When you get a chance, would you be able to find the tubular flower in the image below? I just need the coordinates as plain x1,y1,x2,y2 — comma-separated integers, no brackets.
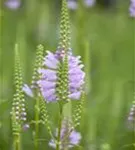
37,50,85,103
67,0,78,10
5,0,21,10
84,0,96,7
129,0,135,17
49,118,81,149
22,84,33,97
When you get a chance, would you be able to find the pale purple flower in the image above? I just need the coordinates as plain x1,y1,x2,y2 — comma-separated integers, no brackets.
84,0,96,7
67,0,78,10
69,91,81,99
129,0,135,17
22,124,30,131
37,50,85,102
49,119,81,149
38,69,57,81
69,130,81,146
5,0,21,10
22,84,33,97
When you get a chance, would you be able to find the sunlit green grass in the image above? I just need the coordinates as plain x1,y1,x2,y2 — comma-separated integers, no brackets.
0,1,134,150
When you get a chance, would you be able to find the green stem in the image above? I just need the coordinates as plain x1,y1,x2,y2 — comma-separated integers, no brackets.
34,97,40,150
56,104,63,150
13,134,21,150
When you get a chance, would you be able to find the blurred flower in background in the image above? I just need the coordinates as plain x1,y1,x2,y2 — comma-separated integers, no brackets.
22,123,30,131
5,0,21,10
127,101,135,130
49,118,81,149
67,0,78,10
84,0,96,7
129,0,135,17
67,0,96,9
49,130,81,149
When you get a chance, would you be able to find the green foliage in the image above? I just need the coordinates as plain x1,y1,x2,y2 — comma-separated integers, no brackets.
31,44,44,89
11,44,27,150
58,0,71,51
56,54,69,104
73,92,85,127
11,44,26,135
32,44,44,150
40,96,52,137
0,1,134,150
55,0,71,105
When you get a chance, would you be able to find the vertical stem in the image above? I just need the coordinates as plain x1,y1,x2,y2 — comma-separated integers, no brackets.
56,104,63,150
13,134,21,150
34,97,40,150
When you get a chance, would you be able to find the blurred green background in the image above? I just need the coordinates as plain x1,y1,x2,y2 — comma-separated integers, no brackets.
0,0,135,150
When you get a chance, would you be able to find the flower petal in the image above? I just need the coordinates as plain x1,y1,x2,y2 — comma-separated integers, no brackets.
5,0,21,9
38,69,57,81
37,80,56,89
41,89,56,102
69,67,83,75
69,72,85,82
46,51,59,64
22,84,33,97
43,51,59,69
69,131,81,145
48,139,56,148
70,81,84,89
67,0,78,10
69,91,81,100
43,59,58,69
69,56,81,68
